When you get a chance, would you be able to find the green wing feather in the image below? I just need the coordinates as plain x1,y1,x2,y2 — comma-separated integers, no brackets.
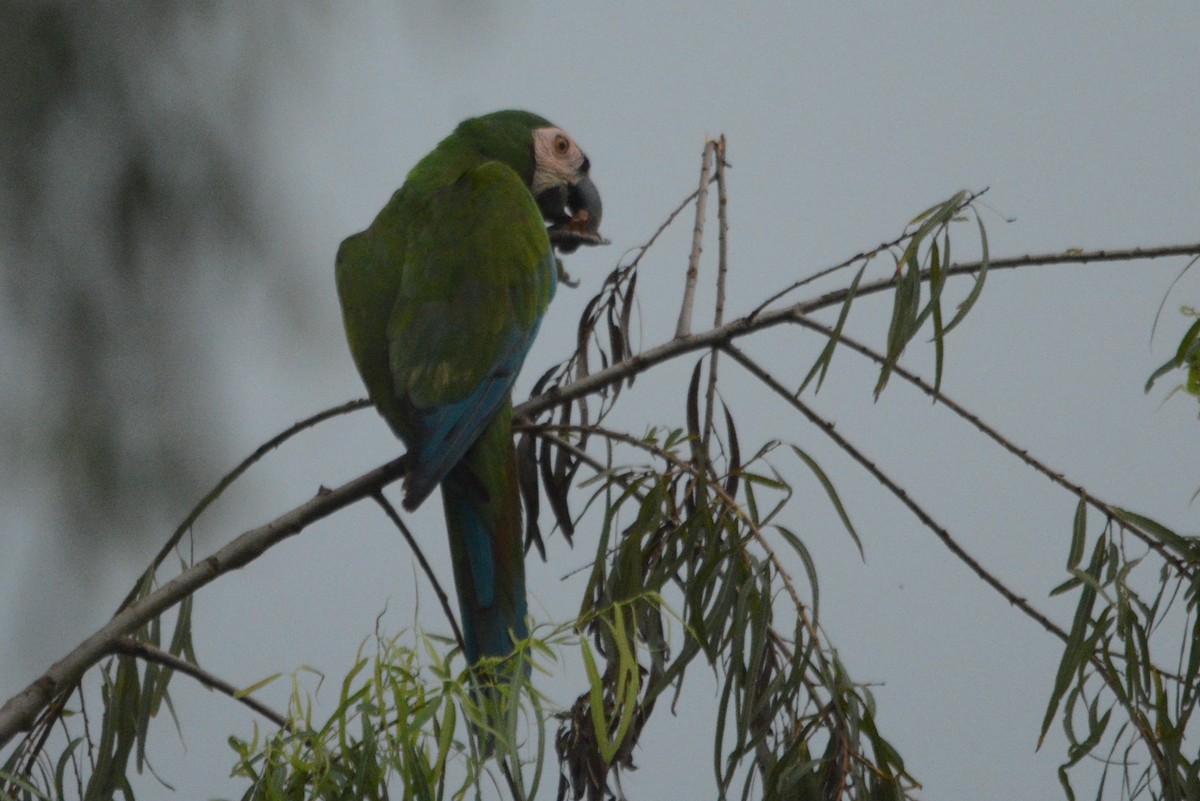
335,131,556,664
389,160,555,409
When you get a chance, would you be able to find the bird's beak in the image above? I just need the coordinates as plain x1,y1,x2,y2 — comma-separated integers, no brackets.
566,175,602,235
540,173,608,253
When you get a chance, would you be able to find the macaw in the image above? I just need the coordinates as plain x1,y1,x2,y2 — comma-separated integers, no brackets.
335,110,603,667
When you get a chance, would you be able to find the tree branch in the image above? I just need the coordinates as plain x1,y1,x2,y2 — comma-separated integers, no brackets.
675,140,714,338
722,344,1072,642
119,399,372,613
788,313,1197,582
370,491,468,658
517,243,1200,420
702,136,729,453
0,456,407,747
6,241,1198,751
111,638,290,730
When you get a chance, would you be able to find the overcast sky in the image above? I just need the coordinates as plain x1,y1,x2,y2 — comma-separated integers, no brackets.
3,4,1200,799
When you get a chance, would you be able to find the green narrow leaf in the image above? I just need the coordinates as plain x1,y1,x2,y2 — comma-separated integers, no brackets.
930,235,947,395
1112,507,1195,560
516,432,543,558
714,662,737,793
607,307,626,364
576,294,601,379
875,251,922,397
170,575,196,664
686,357,703,464
722,402,742,498
1173,316,1200,362
799,261,868,395
539,433,574,541
790,445,863,557
1145,352,1186,393
776,525,820,620
608,611,640,758
910,231,950,337
1039,535,1107,747
579,639,617,765
942,210,989,333
1068,497,1087,570
580,472,625,618
236,672,284,699
891,191,966,285
53,737,84,800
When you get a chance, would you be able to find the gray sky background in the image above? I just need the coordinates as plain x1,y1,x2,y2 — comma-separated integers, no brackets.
3,4,1199,799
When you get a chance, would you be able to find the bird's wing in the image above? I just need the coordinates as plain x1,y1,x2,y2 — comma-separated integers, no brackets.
387,160,556,508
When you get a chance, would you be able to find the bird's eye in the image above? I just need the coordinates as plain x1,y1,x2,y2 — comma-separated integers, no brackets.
554,134,570,154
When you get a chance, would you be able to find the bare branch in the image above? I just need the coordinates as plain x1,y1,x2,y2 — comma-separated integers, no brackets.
789,313,1197,582
675,141,715,338
518,243,1200,420
721,344,1072,643
370,491,468,658
119,399,373,613
112,638,290,730
0,456,407,747
702,136,730,454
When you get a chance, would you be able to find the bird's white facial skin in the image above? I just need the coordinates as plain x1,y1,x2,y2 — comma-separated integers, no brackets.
531,127,588,195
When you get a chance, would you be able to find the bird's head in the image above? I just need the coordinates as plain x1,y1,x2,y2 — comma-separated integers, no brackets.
456,110,607,253
528,126,606,254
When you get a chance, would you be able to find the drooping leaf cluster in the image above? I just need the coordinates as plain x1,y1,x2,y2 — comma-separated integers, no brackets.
1041,502,1200,801
537,412,916,801
1146,301,1200,409
2,573,197,801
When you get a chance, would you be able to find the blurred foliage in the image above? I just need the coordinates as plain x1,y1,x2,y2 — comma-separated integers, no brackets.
0,4,313,553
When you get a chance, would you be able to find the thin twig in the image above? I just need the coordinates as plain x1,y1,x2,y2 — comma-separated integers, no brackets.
725,339,1177,774
0,456,408,747
61,699,83,799
518,243,1200,422
112,638,291,730
788,313,1197,583
702,136,729,455
721,344,1072,642
675,141,715,339
78,683,93,779
620,178,717,275
119,398,372,612
370,491,468,659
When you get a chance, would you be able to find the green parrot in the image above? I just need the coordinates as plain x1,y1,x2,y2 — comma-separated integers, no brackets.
335,110,603,667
